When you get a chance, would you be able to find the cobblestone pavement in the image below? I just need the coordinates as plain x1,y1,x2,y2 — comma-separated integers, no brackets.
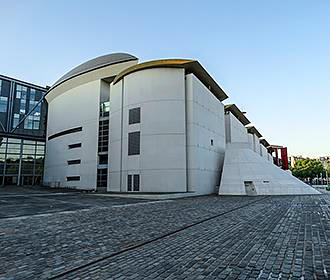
1,188,330,280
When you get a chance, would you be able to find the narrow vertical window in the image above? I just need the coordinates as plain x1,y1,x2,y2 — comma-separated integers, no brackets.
133,174,140,191
128,131,140,155
127,174,132,191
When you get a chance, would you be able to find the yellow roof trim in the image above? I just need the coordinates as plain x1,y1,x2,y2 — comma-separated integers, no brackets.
113,59,228,102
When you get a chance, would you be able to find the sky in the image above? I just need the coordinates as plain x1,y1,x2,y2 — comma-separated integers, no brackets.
0,0,329,158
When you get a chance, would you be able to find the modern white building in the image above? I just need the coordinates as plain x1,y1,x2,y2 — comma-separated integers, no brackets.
43,53,138,191
219,104,320,195
43,53,319,196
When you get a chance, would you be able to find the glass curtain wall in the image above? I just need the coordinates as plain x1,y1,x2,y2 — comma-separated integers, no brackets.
0,137,45,185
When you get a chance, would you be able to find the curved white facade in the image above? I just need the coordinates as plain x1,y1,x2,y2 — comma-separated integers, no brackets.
44,56,137,190
108,68,226,194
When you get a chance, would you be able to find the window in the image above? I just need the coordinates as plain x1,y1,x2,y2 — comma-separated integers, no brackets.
98,120,109,153
68,143,81,149
99,154,108,165
12,114,20,128
127,174,132,191
48,127,82,140
133,174,140,191
97,168,107,188
0,96,7,112
67,176,80,181
128,131,140,156
67,159,81,165
129,107,141,125
100,101,110,117
211,139,214,146
127,174,140,192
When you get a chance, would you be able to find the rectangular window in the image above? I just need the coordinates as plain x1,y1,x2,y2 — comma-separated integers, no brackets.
67,159,81,165
12,114,20,128
67,176,80,181
68,143,82,149
128,131,140,156
0,96,8,112
97,168,107,188
99,154,108,165
127,174,140,192
129,107,141,125
133,174,140,191
127,174,132,191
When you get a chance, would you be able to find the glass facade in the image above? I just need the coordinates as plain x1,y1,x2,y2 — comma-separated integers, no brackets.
0,137,45,185
0,75,47,186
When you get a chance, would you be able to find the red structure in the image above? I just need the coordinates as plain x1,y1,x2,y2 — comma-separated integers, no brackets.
268,145,289,170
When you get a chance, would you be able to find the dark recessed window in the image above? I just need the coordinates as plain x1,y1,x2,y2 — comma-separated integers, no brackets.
67,159,81,165
128,131,140,156
127,174,140,192
211,139,214,146
133,174,140,191
127,174,132,192
129,107,140,125
99,154,108,165
48,127,82,141
67,176,80,181
68,143,81,149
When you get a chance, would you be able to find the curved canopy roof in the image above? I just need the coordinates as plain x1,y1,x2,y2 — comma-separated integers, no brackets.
113,59,228,102
224,104,250,126
51,53,137,90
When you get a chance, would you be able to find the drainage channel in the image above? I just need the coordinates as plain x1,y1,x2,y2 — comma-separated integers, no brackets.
49,196,271,279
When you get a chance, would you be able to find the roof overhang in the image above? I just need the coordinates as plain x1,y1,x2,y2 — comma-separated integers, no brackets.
49,53,138,92
224,104,250,126
260,138,270,148
113,59,228,102
246,126,263,138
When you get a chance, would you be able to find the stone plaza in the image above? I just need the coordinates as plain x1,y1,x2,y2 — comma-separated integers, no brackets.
1,186,330,279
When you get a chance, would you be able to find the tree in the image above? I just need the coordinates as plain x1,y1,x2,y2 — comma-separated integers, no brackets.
291,159,325,184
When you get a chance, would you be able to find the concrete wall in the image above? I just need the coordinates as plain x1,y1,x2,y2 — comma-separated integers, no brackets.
185,74,225,194
44,80,100,189
108,68,187,193
224,112,249,143
260,145,268,159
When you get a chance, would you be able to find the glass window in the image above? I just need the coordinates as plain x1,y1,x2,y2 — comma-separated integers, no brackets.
33,120,39,130
6,154,20,163
127,174,132,191
0,96,8,112
12,114,20,128
23,145,35,154
129,107,141,125
133,174,140,191
5,164,19,174
128,131,140,156
67,176,80,181
24,116,33,129
7,143,21,154
100,101,110,117
30,89,36,101
36,145,45,155
20,99,26,114
24,140,36,145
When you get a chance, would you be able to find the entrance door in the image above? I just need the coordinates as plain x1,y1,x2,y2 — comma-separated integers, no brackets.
244,181,257,196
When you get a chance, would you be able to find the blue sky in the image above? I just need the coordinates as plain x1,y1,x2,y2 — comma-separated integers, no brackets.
1,0,329,158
